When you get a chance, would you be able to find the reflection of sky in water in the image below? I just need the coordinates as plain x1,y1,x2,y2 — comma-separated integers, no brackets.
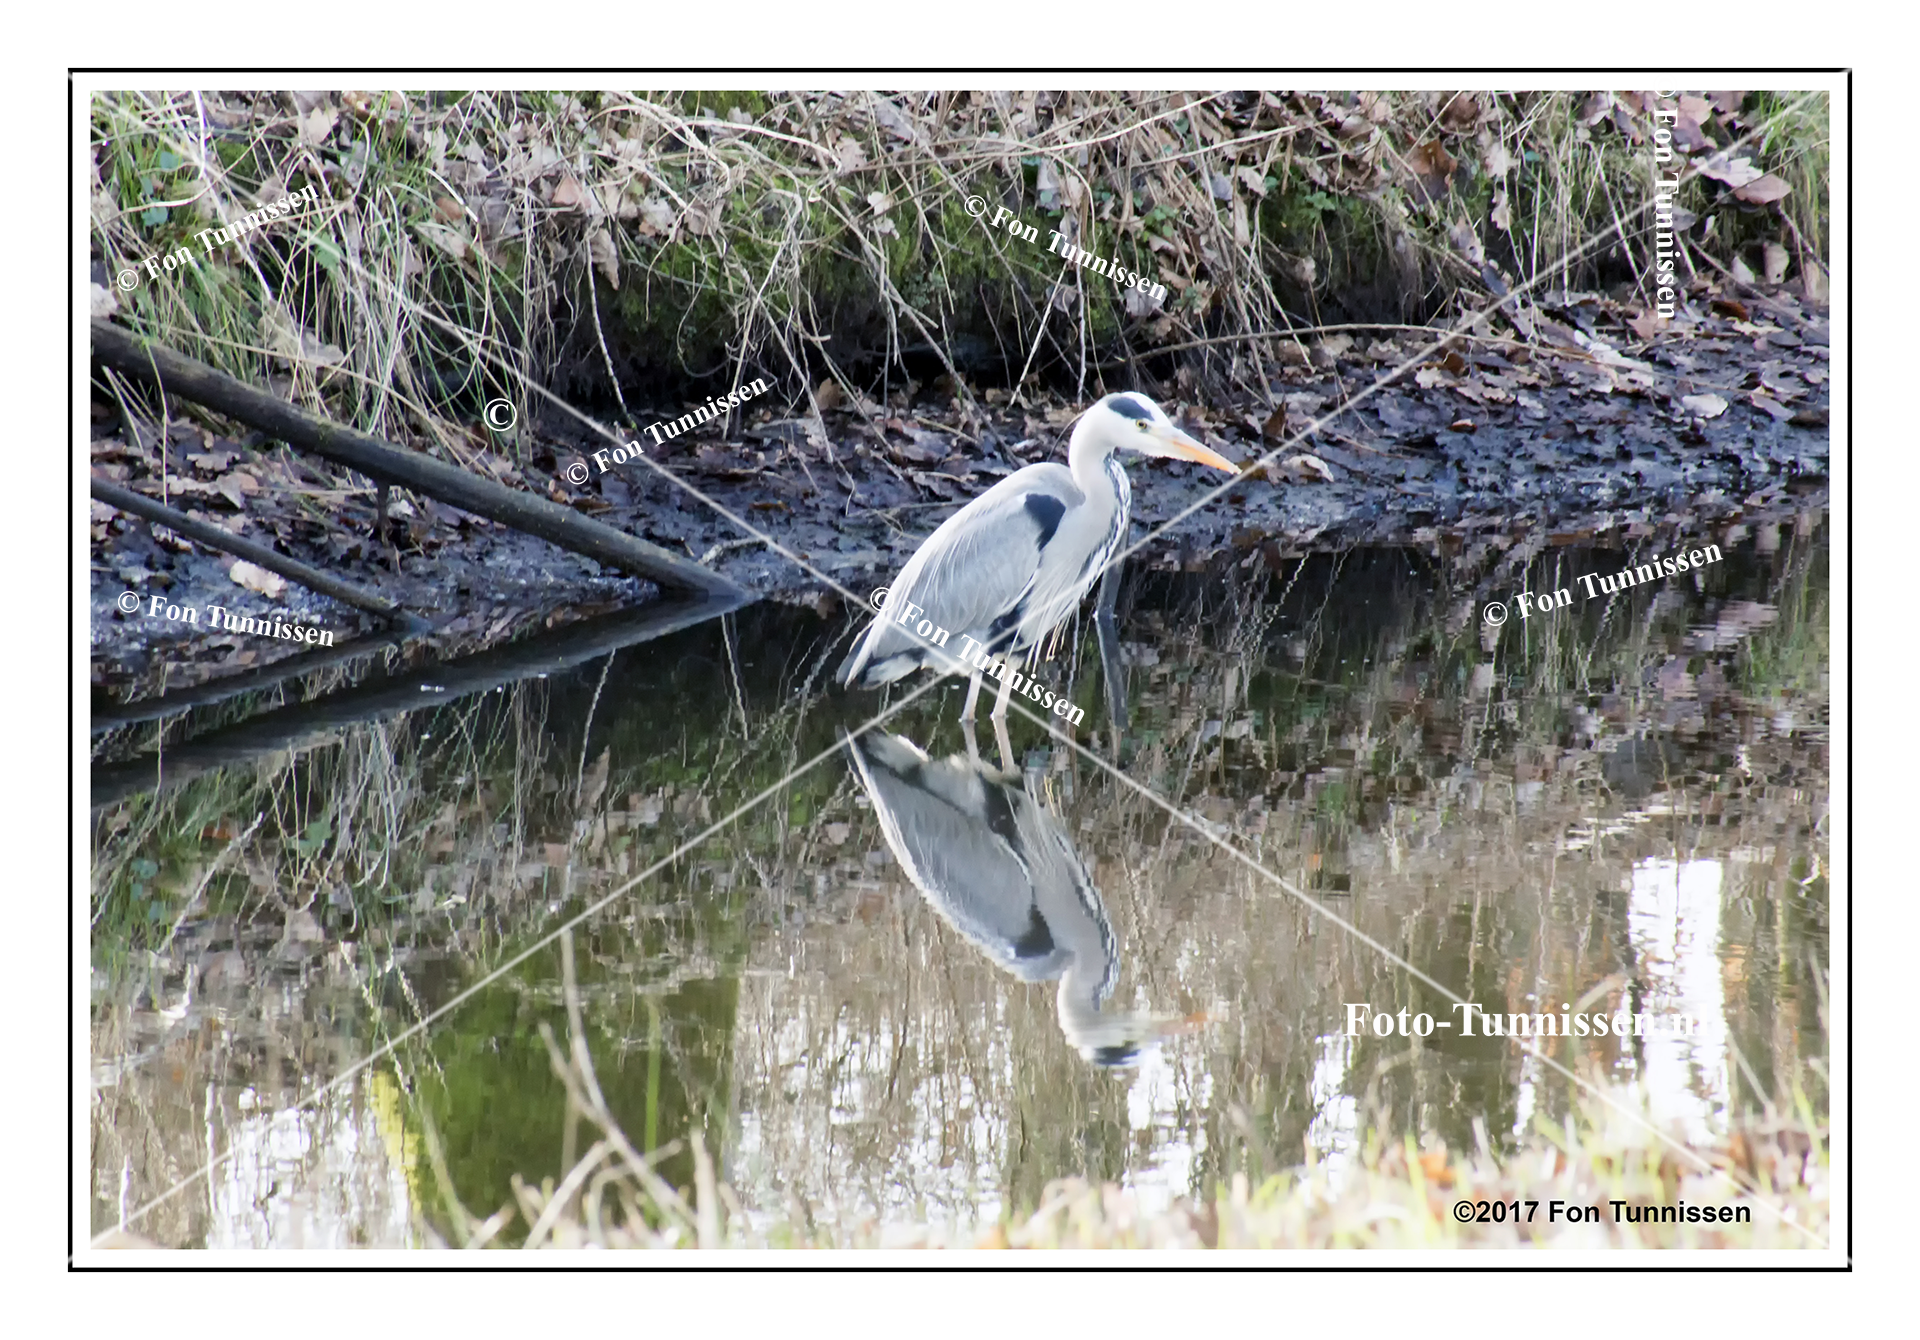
1307,1031,1359,1187
1627,857,1731,1144
203,1088,414,1249
1119,997,1208,1217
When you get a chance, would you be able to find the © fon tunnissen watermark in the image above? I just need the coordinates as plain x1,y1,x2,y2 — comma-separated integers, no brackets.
563,377,773,486
964,195,1168,306
866,587,1085,728
115,591,337,646
1650,91,1682,320
114,184,323,292
1483,542,1724,626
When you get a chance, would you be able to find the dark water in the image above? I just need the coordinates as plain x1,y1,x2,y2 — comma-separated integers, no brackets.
90,511,1828,1246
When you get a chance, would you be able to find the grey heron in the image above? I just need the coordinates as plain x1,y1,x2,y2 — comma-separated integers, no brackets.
837,393,1237,732
847,730,1184,1067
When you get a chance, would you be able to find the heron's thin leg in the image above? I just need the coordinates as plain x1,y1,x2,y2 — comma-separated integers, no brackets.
1095,562,1129,733
989,665,1018,720
993,715,1015,772
960,668,983,723
960,715,982,764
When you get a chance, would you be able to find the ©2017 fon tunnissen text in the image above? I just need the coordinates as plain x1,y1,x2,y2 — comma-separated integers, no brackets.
877,594,1085,727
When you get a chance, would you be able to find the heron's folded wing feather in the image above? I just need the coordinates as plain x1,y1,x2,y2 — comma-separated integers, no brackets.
887,465,1080,644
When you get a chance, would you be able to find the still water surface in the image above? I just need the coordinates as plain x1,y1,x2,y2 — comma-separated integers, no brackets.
90,513,1828,1246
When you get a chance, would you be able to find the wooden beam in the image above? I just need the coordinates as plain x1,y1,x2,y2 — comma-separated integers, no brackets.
91,319,746,599
92,476,416,625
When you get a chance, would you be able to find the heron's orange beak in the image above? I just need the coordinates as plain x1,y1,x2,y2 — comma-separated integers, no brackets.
1151,426,1239,473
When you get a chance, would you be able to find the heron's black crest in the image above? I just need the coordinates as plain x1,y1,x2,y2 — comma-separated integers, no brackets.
1106,394,1154,422
1023,492,1066,548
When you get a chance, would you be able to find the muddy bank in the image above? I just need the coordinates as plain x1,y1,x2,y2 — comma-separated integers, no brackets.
91,294,1827,697
556,306,1827,599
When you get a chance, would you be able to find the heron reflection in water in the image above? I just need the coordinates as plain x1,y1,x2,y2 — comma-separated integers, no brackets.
848,731,1192,1067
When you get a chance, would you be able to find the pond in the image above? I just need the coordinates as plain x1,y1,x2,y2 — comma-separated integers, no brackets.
89,510,1828,1247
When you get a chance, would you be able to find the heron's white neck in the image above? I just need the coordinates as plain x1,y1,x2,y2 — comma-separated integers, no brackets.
1066,412,1120,498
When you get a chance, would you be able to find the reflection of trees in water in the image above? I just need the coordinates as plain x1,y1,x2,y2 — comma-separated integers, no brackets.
90,516,1828,1243
403,904,746,1245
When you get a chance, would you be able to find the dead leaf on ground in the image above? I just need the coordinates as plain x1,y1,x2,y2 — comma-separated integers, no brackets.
229,560,287,598
260,306,347,368
550,174,585,210
215,472,259,509
1407,139,1458,198
1680,393,1729,419
588,227,620,288
1733,174,1791,206
1281,453,1335,482
297,105,337,147
1761,241,1791,284
636,198,676,237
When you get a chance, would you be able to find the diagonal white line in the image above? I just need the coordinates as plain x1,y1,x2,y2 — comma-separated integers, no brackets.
983,685,1832,1250
1088,91,1826,592
86,669,958,1251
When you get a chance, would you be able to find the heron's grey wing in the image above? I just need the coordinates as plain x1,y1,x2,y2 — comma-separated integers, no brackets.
840,464,1081,685
848,735,1070,981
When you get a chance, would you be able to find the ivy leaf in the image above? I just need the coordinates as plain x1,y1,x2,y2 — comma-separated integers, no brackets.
156,151,183,170
141,206,167,227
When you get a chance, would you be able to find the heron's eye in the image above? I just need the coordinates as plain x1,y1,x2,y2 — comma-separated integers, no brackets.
1136,421,1150,432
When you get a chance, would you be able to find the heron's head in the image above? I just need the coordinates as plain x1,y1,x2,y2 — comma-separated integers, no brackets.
1089,392,1238,472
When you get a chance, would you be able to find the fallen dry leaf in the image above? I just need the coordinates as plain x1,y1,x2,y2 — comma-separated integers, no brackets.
588,227,620,288
297,105,338,148
215,472,259,509
1680,393,1729,419
1733,174,1791,206
229,560,287,598
1276,453,1335,482
1761,240,1791,285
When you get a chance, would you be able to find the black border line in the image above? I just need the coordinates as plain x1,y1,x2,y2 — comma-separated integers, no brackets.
75,68,1849,1271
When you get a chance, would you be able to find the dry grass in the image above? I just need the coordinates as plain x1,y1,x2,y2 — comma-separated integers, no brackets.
449,932,1828,1251
90,87,1828,452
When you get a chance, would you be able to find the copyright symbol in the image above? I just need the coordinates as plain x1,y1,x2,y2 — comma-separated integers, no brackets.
1452,1200,1476,1224
563,461,590,486
483,398,517,432
964,195,988,219
116,591,142,614
1483,601,1508,627
868,587,891,612
115,270,139,292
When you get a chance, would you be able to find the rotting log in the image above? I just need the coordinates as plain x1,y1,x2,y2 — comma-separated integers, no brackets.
92,476,419,626
91,319,745,600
